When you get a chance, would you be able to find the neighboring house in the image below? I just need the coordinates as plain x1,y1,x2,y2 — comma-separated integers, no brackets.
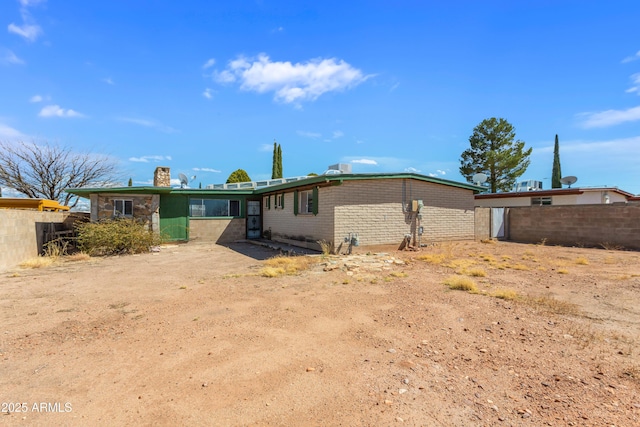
67,167,482,252
475,187,635,208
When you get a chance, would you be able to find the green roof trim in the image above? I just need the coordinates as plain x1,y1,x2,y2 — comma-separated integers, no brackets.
67,173,483,199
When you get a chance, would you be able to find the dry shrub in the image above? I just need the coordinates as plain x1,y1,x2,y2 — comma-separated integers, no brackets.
480,254,497,263
601,242,623,251
511,263,530,271
574,257,589,265
445,258,476,270
491,288,519,300
444,275,478,293
480,238,496,244
389,271,408,278
64,252,91,262
317,239,333,256
76,219,165,256
557,268,569,274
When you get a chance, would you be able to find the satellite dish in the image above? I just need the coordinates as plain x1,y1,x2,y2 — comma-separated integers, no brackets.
178,173,189,188
472,173,488,185
560,176,578,188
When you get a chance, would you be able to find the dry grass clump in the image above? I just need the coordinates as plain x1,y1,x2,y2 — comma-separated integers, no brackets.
480,238,496,244
464,268,487,277
511,263,530,271
525,295,580,316
443,275,478,293
445,258,476,270
19,256,56,269
491,288,519,300
415,253,446,264
389,271,408,278
259,255,315,277
557,268,569,274
479,254,497,263
64,252,91,262
574,257,589,265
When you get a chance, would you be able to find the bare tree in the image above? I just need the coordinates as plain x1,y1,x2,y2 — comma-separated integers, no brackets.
0,140,119,208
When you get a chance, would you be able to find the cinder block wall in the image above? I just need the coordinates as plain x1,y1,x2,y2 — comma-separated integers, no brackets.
474,207,491,240
188,218,246,243
0,210,69,271
508,204,640,249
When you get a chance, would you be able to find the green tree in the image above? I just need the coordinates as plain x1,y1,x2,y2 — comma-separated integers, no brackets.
459,118,532,193
226,169,251,183
551,134,562,189
128,177,133,187
271,141,283,179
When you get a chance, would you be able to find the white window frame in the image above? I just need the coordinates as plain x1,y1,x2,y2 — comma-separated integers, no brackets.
531,197,552,206
114,199,133,217
299,190,313,214
275,193,284,209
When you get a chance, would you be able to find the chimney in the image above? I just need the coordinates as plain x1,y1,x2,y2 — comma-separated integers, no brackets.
154,167,171,187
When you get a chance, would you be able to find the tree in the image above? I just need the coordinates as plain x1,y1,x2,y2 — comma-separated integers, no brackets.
551,134,562,189
271,141,283,179
128,177,133,187
0,140,119,208
226,169,251,183
459,118,532,193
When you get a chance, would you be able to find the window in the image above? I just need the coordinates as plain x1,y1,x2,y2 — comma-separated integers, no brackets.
190,199,241,217
114,199,133,217
531,197,552,206
299,190,313,214
265,195,271,209
276,193,284,209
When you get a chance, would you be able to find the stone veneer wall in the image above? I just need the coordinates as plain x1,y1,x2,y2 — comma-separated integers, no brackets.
154,167,171,187
188,218,246,243
474,207,491,241
91,194,160,232
0,210,69,271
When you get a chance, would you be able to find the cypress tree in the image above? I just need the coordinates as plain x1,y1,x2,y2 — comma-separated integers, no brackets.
276,143,283,178
271,141,278,179
551,134,562,188
128,177,133,187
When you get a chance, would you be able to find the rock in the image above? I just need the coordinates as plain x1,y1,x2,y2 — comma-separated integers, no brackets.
387,348,396,354
306,367,315,372
399,388,408,394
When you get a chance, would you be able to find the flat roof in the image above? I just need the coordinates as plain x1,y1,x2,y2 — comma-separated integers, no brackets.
475,187,635,199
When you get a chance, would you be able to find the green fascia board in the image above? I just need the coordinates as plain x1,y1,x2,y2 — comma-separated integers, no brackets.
66,186,255,199
253,173,484,194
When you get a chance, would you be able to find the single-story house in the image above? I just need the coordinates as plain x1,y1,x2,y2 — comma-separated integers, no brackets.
68,167,483,252
475,187,635,208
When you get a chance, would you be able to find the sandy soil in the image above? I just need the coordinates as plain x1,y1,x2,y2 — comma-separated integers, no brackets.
1,240,639,426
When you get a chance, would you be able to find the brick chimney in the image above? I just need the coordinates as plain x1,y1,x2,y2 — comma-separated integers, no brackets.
154,167,171,187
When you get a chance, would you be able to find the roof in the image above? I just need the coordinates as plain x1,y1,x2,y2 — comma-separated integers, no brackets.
0,198,70,211
67,173,484,198
475,187,635,200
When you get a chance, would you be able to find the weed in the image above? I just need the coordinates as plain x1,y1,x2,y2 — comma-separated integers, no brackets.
56,308,76,313
317,240,333,256
480,254,497,263
575,257,589,265
511,264,530,271
601,242,624,251
538,237,548,246
491,288,519,300
501,255,512,260
557,269,569,274
480,238,496,244
108,302,130,309
65,252,91,262
464,268,487,277
443,275,478,293
179,285,188,289
525,295,580,316
415,253,446,264
19,257,55,269
389,271,408,278
43,239,70,258
259,255,315,277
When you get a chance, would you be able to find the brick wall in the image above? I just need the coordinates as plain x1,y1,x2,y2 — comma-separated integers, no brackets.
262,178,476,251
189,218,246,243
507,203,640,249
0,210,70,271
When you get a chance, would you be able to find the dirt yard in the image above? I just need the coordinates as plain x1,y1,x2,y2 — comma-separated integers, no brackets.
1,240,639,426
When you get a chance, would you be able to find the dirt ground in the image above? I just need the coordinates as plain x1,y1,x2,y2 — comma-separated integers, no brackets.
1,240,639,426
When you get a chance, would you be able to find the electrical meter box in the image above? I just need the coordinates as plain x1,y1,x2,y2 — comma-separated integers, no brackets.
411,200,424,212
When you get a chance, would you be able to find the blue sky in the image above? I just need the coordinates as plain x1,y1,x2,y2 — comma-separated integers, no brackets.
2,0,640,194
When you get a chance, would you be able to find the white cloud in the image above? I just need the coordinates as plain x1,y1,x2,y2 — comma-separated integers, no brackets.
193,167,221,173
437,169,446,175
7,22,42,42
332,130,344,139
202,88,213,99
213,53,369,105
19,0,47,6
579,105,640,128
128,155,172,163
1,48,24,65
622,50,640,64
30,94,42,102
118,117,177,133
297,130,322,139
271,26,284,33
428,173,438,177
625,73,640,94
405,167,421,173
103,77,115,85
352,159,378,165
38,104,85,118
0,122,25,139
202,58,215,69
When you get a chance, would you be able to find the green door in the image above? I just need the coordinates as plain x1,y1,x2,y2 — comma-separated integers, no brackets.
159,194,189,241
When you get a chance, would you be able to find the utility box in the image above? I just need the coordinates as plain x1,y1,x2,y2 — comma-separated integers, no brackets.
411,200,424,212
